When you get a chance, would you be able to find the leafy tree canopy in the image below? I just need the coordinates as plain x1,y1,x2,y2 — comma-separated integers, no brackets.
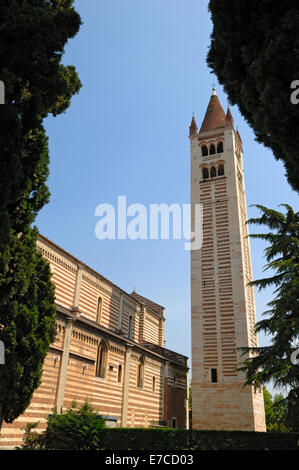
208,0,299,192
238,204,299,430
0,228,56,425
0,0,81,427
0,0,82,244
20,401,106,450
263,387,290,432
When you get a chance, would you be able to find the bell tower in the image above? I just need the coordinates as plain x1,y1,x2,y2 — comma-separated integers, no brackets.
190,89,266,431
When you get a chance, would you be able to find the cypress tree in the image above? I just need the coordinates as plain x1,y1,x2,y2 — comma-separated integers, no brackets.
0,0,81,427
0,228,56,427
0,0,82,241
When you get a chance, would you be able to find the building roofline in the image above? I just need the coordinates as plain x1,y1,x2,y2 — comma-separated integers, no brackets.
55,303,188,369
38,234,149,311
130,290,165,314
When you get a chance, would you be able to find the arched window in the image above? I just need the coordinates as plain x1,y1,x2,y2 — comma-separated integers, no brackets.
95,340,108,378
201,145,208,157
118,364,122,383
202,168,209,180
209,144,216,155
217,141,223,154
96,297,102,324
218,164,224,176
210,166,217,178
137,356,145,388
152,376,156,392
128,315,133,339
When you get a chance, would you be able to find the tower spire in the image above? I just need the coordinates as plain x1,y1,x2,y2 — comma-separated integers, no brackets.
212,75,216,95
225,106,234,128
189,112,198,136
199,90,226,133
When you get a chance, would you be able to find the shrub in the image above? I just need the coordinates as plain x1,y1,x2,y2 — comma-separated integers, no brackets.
21,416,299,450
20,401,106,450
98,429,299,451
19,422,46,450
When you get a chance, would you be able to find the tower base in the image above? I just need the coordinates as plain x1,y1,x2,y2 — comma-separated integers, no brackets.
192,382,266,431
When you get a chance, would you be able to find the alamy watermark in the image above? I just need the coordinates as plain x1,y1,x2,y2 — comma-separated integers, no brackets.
291,348,299,366
0,341,4,365
0,80,4,104
95,196,203,251
290,80,299,104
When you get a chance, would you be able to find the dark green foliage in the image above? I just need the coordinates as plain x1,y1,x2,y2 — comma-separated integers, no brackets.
20,402,106,450
99,429,299,450
0,227,56,425
19,422,45,450
44,402,106,450
21,427,299,450
0,0,81,426
207,1,299,192
238,204,299,430
0,0,82,243
286,387,299,431
263,387,290,432
100,428,188,451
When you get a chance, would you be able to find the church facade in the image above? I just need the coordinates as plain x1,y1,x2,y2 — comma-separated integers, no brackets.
0,235,189,449
190,90,266,431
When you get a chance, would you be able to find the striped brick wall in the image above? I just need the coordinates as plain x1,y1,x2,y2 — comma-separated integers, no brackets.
0,350,60,448
127,354,164,428
143,311,160,345
38,244,77,310
0,236,188,448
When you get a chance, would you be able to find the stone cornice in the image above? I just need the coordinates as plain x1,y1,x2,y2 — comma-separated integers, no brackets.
55,303,188,370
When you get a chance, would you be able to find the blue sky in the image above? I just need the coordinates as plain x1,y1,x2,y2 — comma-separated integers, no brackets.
36,0,298,394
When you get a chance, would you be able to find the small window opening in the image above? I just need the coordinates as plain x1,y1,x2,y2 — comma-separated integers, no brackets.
202,145,208,157
217,142,224,153
209,144,216,155
210,166,217,178
211,368,218,383
202,168,209,179
137,357,145,388
218,164,224,176
95,341,108,378
96,297,102,323
118,364,122,383
128,315,133,339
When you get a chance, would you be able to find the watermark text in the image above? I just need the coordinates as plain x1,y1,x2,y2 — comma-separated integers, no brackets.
95,196,203,251
290,80,299,104
0,340,4,365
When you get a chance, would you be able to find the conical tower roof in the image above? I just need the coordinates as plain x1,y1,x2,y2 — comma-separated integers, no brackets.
189,113,198,136
225,107,234,127
200,89,226,133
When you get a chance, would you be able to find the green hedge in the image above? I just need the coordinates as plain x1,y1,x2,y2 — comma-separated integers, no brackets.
99,428,299,450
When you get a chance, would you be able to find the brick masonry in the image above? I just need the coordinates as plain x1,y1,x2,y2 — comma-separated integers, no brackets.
190,93,266,431
0,236,189,449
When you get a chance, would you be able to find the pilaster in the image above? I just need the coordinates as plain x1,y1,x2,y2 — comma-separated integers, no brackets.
121,345,132,427
55,316,76,413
